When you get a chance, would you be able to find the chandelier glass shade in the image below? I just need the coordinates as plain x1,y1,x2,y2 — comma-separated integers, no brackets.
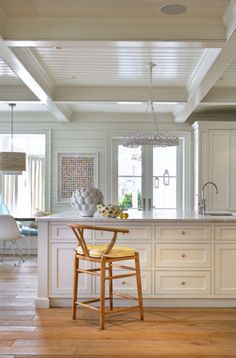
0,104,26,175
122,63,180,148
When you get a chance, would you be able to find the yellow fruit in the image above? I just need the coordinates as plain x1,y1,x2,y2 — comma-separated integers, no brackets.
123,213,129,219
118,213,124,219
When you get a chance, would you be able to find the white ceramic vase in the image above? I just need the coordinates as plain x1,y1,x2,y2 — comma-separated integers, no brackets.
71,187,103,217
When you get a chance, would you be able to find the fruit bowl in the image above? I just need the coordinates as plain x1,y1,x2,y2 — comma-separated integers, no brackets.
97,204,121,218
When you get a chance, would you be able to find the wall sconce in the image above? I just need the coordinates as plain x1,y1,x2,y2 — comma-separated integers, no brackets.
154,176,159,188
163,169,170,186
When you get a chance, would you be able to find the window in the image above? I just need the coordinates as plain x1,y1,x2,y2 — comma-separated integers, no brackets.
112,135,189,211
0,134,46,216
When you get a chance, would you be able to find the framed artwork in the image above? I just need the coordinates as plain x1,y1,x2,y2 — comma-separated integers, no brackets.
57,152,98,203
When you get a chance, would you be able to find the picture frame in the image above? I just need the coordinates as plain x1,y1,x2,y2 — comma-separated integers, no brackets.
57,152,98,203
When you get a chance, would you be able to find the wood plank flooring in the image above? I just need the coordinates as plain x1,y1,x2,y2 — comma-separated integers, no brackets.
0,257,236,357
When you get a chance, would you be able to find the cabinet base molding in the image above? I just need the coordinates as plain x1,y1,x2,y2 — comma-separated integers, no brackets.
35,298,50,308
48,297,236,308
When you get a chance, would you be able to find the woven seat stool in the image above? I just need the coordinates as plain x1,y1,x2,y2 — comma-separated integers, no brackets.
69,223,144,330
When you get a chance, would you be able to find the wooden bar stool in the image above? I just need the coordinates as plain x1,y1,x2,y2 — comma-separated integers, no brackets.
69,224,144,330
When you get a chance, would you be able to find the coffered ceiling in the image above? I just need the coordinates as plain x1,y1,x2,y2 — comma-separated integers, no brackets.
0,0,236,123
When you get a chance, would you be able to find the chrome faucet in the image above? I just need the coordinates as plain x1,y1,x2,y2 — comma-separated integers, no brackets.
199,181,218,215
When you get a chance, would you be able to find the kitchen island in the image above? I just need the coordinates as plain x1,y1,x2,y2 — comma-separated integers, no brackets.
36,210,236,308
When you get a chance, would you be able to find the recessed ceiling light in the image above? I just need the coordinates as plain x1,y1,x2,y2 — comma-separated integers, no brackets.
160,4,187,15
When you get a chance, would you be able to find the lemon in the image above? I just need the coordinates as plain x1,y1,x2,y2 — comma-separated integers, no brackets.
123,213,129,219
118,212,124,219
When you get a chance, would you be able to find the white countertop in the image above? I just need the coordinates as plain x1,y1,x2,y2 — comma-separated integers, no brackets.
37,209,236,223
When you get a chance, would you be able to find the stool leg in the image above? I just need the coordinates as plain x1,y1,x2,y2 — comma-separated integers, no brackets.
100,258,106,330
135,252,144,320
108,262,113,311
72,254,79,320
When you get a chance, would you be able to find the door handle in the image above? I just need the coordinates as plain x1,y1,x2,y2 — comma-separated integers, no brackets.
143,198,146,211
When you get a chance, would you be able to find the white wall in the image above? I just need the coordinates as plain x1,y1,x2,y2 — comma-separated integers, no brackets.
0,112,192,213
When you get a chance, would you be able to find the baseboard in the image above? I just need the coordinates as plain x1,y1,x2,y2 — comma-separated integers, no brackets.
35,298,50,308
49,297,236,308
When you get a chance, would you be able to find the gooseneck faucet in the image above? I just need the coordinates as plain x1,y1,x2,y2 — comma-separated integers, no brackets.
199,181,218,215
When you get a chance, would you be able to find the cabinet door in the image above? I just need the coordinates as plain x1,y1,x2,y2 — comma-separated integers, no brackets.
50,243,92,297
209,131,236,211
215,244,236,294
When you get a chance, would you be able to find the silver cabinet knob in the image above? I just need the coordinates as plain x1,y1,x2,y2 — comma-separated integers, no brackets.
181,254,186,258
181,281,186,285
122,281,126,285
181,231,186,235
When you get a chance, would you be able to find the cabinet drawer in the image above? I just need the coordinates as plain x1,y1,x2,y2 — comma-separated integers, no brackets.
215,226,236,241
95,270,152,296
156,244,211,268
94,225,152,241
155,271,210,295
50,224,92,242
156,226,211,241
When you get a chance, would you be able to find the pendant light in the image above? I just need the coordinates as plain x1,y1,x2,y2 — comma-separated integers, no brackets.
122,63,180,148
0,103,26,175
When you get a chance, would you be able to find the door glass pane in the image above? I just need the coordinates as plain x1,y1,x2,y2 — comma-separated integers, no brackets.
118,145,142,209
153,147,176,176
118,177,142,210
118,146,142,176
153,178,176,209
153,146,177,209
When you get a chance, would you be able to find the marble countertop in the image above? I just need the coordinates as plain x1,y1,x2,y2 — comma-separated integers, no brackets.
37,209,236,223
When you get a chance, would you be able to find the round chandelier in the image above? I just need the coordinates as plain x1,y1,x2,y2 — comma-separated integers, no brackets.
122,63,180,148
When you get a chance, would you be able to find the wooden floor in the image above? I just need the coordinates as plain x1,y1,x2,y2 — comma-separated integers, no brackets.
1,257,236,357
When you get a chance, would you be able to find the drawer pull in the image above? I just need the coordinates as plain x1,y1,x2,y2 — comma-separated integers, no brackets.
181,254,186,258
181,281,186,285
181,231,186,235
122,281,126,285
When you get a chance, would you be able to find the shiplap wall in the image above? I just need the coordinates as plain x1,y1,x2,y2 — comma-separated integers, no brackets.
0,112,192,213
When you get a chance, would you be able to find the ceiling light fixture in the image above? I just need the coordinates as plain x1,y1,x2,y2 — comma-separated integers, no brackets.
122,63,180,148
0,103,26,175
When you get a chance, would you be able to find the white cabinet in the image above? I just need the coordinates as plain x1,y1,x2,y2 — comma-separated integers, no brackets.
215,244,236,294
193,122,236,211
155,271,211,295
214,225,236,294
156,243,211,268
156,225,211,241
155,224,212,296
37,217,236,308
50,242,92,297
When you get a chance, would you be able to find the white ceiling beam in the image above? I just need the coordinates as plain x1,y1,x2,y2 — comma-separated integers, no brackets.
4,17,226,42
3,39,226,49
175,45,236,122
54,86,187,103
175,1,236,123
223,0,236,40
0,42,71,122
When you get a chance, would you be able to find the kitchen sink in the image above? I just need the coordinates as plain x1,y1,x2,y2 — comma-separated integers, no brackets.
205,212,234,216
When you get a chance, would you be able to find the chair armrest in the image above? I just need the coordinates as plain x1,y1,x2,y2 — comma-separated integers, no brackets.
69,223,129,234
68,223,129,256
